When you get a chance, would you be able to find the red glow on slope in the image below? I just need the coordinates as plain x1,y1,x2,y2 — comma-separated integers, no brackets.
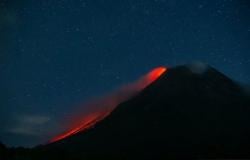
50,66,167,143
50,111,109,143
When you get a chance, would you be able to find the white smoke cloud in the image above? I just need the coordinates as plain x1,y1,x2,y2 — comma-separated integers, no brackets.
187,61,209,74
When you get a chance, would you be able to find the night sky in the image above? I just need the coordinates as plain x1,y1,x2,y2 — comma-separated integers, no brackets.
0,0,250,147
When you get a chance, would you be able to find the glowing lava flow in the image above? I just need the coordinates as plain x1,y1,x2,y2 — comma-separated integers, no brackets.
50,66,167,143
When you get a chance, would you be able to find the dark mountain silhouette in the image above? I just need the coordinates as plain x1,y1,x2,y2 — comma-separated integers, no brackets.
2,64,250,159
0,142,8,159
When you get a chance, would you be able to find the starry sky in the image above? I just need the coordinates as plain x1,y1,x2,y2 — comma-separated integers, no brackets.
0,0,250,147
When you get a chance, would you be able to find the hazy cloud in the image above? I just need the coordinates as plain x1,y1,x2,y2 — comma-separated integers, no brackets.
7,115,51,136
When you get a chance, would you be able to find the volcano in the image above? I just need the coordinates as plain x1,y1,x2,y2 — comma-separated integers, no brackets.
3,64,250,159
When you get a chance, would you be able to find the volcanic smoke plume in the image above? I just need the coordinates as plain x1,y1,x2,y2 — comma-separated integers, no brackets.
50,67,167,143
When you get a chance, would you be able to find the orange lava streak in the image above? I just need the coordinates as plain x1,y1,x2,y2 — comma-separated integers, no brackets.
50,66,167,143
50,111,109,142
